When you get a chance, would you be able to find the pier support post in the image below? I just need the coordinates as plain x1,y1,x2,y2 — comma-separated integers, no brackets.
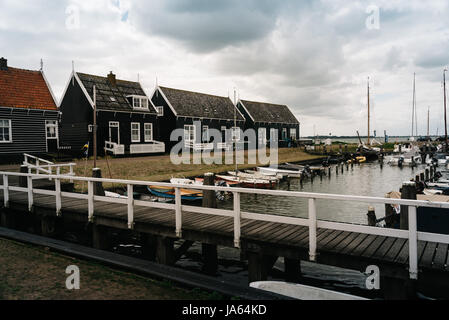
40,216,57,237
202,243,218,275
156,236,175,266
284,258,301,283
247,251,278,283
141,233,157,261
400,182,417,230
92,224,111,250
0,208,15,228
420,172,425,182
92,168,105,197
202,173,216,209
425,168,429,182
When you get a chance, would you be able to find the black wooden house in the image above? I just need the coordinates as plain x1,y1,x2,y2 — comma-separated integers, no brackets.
237,100,300,148
0,58,59,162
151,86,245,151
59,71,165,157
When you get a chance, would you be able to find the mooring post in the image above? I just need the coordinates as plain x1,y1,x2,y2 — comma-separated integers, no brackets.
247,251,278,283
92,168,105,197
415,175,420,183
19,165,28,188
141,233,157,261
202,173,219,275
367,207,377,227
400,182,417,230
328,166,331,178
425,168,429,182
420,172,425,182
336,165,339,175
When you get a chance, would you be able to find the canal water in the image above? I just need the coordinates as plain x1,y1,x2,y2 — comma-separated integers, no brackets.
175,161,436,299
219,161,427,225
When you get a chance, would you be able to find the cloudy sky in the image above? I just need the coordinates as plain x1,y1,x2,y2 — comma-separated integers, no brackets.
1,0,449,137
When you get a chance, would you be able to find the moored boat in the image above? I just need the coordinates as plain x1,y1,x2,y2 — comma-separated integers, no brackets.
147,185,203,201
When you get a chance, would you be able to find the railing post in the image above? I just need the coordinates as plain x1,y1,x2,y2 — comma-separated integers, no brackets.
233,191,241,248
3,174,9,208
127,184,134,229
175,187,182,237
308,198,317,262
36,159,39,174
55,178,61,216
27,174,33,212
88,181,94,222
69,164,74,183
408,206,418,280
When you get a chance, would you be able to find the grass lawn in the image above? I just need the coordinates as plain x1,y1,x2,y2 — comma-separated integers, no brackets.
68,148,324,191
0,238,221,300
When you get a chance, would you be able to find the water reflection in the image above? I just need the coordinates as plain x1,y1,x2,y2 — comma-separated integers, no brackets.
219,163,425,225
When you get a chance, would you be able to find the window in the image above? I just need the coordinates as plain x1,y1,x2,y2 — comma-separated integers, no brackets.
46,120,58,139
131,96,149,109
0,119,11,143
290,128,297,140
282,128,288,140
231,127,241,142
110,97,116,102
131,123,140,142
184,125,195,143
144,123,153,142
88,124,93,133
155,106,164,116
258,128,267,145
270,128,278,141
202,126,209,142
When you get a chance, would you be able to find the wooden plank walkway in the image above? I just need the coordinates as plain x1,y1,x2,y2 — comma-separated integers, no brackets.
1,189,448,277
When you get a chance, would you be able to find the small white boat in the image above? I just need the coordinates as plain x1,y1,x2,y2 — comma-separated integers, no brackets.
105,191,128,199
170,178,202,186
387,153,422,166
250,281,368,300
423,189,443,196
257,167,302,178
227,171,280,182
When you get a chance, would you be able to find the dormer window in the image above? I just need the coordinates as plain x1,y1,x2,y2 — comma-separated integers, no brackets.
155,106,164,116
128,95,149,109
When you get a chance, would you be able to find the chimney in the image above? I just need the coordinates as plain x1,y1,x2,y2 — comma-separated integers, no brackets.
107,71,116,86
0,57,7,71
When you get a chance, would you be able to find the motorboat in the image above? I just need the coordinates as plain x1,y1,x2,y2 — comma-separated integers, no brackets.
433,153,449,167
147,185,203,201
387,153,422,166
227,171,280,183
215,175,276,189
257,166,303,178
250,281,368,300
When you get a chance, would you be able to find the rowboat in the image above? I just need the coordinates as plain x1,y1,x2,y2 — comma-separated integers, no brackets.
215,175,275,189
250,281,368,300
147,185,203,201
227,171,280,183
257,167,303,178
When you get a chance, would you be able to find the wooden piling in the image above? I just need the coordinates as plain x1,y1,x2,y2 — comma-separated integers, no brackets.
92,225,111,250
92,168,105,197
247,252,278,283
420,172,425,182
425,169,429,182
156,236,175,266
367,207,377,226
400,182,417,230
201,173,219,275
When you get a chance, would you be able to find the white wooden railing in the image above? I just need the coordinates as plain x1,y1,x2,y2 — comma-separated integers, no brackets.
104,141,125,155
23,154,76,179
2,171,449,280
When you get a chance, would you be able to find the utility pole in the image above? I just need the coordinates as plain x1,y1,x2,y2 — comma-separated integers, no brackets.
444,69,448,152
93,85,97,168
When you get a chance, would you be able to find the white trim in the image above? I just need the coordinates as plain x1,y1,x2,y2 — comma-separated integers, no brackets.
40,70,59,109
184,125,195,143
144,123,153,142
109,121,120,145
139,83,160,114
155,86,178,116
0,119,12,143
237,100,255,122
131,122,141,143
75,72,95,108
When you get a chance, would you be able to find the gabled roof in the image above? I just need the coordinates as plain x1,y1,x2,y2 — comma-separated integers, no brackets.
239,100,299,124
0,66,58,111
74,72,157,114
157,86,245,121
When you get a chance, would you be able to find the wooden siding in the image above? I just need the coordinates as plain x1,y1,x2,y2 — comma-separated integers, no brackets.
0,106,58,155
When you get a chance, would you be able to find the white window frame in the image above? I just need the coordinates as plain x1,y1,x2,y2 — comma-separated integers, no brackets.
129,95,149,110
290,128,297,140
45,120,58,139
155,106,164,116
184,125,195,143
131,122,141,143
231,127,241,142
202,125,209,142
144,123,153,142
0,119,12,143
258,127,267,145
282,128,288,140
270,128,278,141
109,121,120,144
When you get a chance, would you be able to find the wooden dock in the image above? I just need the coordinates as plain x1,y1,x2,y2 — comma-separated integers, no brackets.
2,171,449,299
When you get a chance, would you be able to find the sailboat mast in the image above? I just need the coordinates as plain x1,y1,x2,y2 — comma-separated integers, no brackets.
367,77,370,145
411,73,416,138
444,69,448,152
427,107,430,139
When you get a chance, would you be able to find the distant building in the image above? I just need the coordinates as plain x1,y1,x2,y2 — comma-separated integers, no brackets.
0,57,59,161
151,86,245,151
59,71,165,156
236,100,300,148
